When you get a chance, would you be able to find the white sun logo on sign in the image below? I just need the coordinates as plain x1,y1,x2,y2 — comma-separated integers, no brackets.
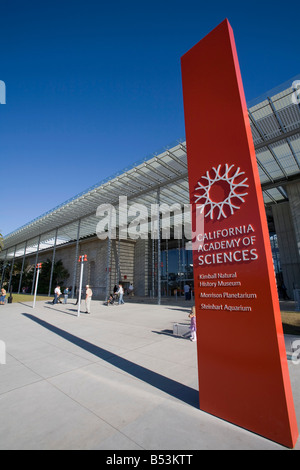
194,164,249,220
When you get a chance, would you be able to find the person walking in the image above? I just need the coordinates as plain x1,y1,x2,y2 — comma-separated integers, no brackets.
54,286,61,304
117,283,124,305
85,285,93,314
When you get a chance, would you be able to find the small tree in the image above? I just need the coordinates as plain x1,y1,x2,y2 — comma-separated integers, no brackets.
53,259,69,286
38,259,69,294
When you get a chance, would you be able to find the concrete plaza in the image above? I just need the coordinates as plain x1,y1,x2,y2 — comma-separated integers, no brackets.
0,297,299,450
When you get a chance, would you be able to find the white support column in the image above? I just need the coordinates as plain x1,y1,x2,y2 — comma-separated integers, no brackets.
48,229,58,297
157,187,161,305
31,235,41,295
18,241,27,294
8,246,17,294
72,220,81,299
105,208,113,301
0,249,8,286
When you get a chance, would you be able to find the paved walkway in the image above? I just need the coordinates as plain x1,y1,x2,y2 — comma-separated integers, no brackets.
0,298,299,450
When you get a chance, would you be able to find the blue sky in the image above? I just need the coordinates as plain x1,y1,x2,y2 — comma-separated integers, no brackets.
1,0,299,236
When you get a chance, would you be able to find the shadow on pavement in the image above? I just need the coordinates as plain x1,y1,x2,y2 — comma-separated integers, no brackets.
23,313,199,409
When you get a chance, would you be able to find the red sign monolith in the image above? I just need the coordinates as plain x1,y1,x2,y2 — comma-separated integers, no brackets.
181,19,298,448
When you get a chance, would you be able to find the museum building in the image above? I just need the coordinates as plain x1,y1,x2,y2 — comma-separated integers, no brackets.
1,78,300,302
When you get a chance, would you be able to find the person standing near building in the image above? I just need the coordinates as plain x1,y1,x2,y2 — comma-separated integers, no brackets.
85,285,93,314
128,282,134,297
63,287,69,304
117,283,124,305
54,286,61,304
184,283,190,300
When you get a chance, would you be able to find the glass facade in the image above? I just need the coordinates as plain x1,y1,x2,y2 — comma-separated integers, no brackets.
151,239,194,297
270,233,281,274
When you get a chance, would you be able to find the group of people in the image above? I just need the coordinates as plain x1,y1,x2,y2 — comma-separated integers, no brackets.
52,283,128,313
52,285,92,313
53,286,71,305
2,281,197,341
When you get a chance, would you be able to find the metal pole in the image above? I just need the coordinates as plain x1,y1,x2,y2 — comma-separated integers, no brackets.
166,238,169,296
118,237,121,283
48,229,58,297
157,187,161,305
33,265,41,309
77,258,84,317
18,241,27,294
8,246,16,294
72,220,81,299
178,238,181,296
182,233,186,284
31,235,41,295
0,249,8,286
105,219,112,302
151,237,155,298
